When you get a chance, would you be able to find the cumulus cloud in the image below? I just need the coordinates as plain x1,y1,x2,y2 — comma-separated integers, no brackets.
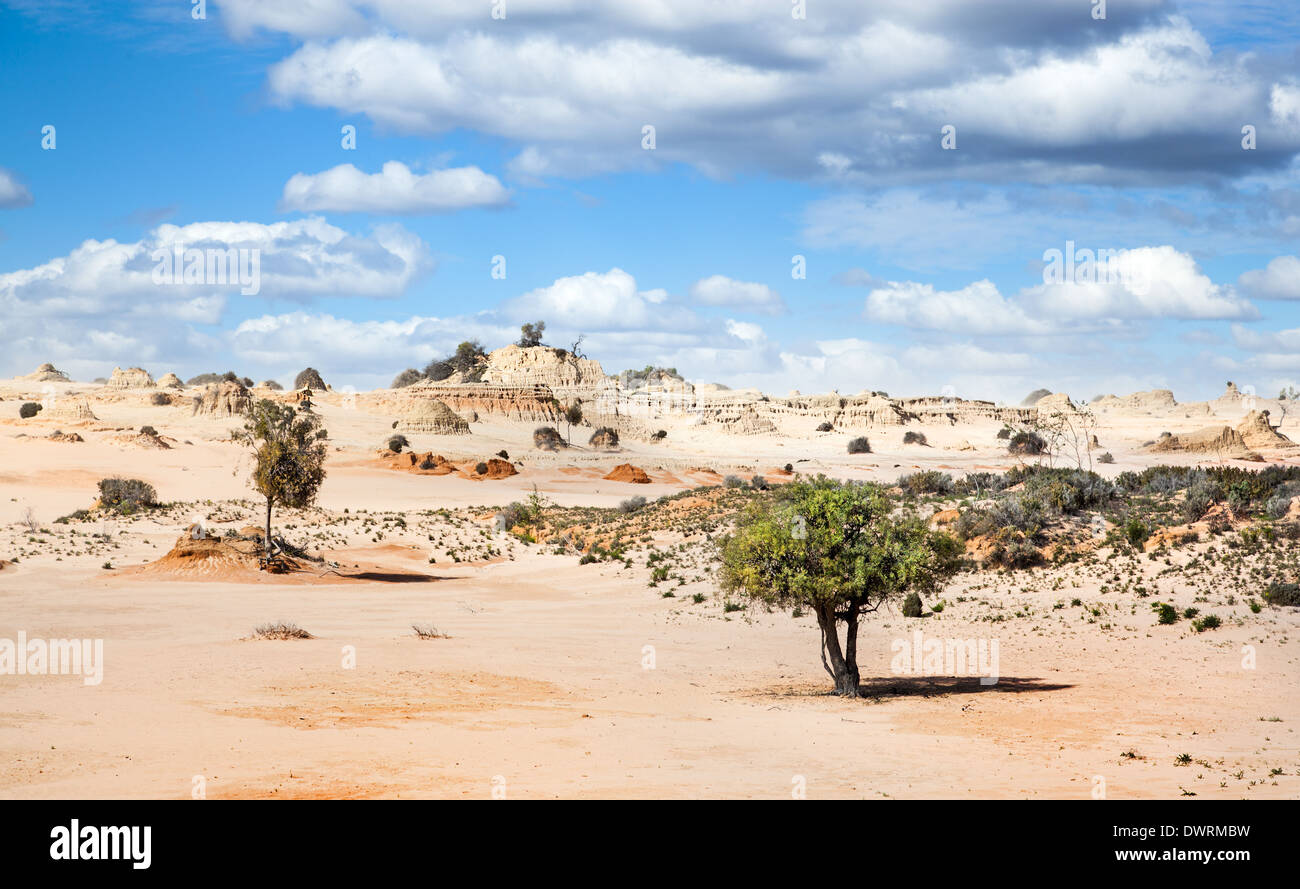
689,275,784,314
0,218,431,377
1022,246,1255,320
235,3,1297,184
865,279,1050,334
504,268,699,331
281,161,510,213
0,168,32,208
1238,255,1300,300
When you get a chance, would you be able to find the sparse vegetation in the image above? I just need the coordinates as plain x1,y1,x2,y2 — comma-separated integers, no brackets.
847,436,871,454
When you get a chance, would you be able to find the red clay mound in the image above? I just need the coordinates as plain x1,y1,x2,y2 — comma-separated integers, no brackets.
383,451,458,475
604,463,651,484
478,458,518,479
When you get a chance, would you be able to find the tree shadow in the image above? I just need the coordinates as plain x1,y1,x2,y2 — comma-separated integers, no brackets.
857,675,1074,699
340,571,443,583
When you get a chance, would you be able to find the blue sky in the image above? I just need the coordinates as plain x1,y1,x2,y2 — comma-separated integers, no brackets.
1,0,1299,403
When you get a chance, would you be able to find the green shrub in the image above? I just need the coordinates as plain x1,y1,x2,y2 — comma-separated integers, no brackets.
902,431,928,446
1192,614,1221,632
901,592,923,617
899,470,953,496
391,368,422,388
1152,602,1179,625
533,426,565,450
19,402,42,419
1008,431,1047,456
618,496,647,514
1264,582,1300,607
97,478,158,514
387,434,410,453
847,436,871,454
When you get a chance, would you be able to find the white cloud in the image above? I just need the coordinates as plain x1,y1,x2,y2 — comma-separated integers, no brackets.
0,168,32,208
1022,246,1255,320
238,8,1294,185
0,218,431,377
281,161,510,213
1238,255,1300,300
689,275,784,314
865,279,1049,334
505,268,699,331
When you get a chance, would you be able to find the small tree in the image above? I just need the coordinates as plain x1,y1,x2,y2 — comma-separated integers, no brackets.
234,399,328,561
720,476,960,697
519,321,546,348
563,401,583,442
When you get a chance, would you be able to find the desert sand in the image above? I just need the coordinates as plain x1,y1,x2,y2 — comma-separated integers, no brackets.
0,359,1297,799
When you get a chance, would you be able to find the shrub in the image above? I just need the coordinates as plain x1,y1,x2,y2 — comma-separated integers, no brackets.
984,537,1043,570
1153,602,1179,625
294,367,326,390
902,431,928,446
1008,431,1047,456
653,429,667,440
262,380,284,391
847,436,871,454
98,477,158,513
784,463,793,472
1097,452,1115,464
533,426,565,450
589,426,620,448
901,592,923,617
474,462,489,475
1264,582,1300,607
1265,493,1292,520
1124,517,1150,548
411,624,447,640
418,455,437,470
723,475,746,488
751,475,769,491
150,392,170,406
252,622,313,640
899,470,953,496
386,434,409,453
996,427,1012,440
391,368,422,388
1192,614,1222,632
497,501,530,530
496,450,509,459
954,472,1006,498
140,425,158,437
816,421,834,432
19,402,41,419
618,496,647,514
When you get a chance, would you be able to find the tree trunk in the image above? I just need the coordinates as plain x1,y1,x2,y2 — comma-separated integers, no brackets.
816,605,859,698
264,497,273,561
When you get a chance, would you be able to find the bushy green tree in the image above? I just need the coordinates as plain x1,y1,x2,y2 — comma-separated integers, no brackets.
234,399,329,560
720,475,961,697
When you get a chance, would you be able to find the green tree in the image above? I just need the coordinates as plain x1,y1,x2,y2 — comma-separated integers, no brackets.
519,321,546,348
720,476,961,697
563,401,583,443
234,399,329,561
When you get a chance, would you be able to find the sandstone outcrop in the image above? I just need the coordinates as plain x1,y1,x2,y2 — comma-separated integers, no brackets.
396,400,471,435
193,380,251,417
107,366,155,389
